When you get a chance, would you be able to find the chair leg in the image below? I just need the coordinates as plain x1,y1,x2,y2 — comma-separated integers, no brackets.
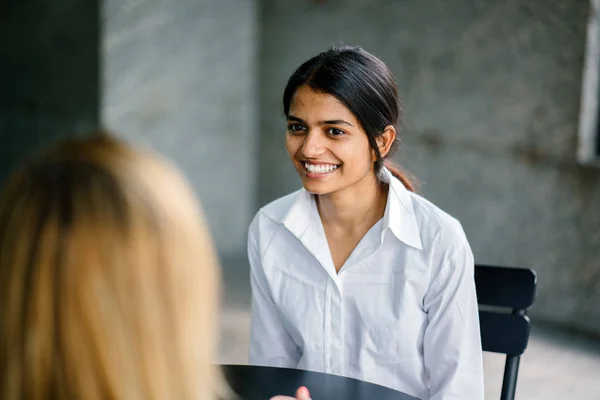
500,355,521,400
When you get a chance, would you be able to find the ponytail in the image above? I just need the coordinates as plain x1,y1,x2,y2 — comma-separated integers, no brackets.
383,160,418,192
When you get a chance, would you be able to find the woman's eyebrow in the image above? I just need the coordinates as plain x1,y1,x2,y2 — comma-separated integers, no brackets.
287,115,354,127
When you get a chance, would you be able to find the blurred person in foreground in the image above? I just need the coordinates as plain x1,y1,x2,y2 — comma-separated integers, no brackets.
0,133,309,400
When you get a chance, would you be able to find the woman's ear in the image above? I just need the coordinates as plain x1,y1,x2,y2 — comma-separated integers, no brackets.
376,125,396,158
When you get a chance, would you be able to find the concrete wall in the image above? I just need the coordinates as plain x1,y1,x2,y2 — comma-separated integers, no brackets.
2,0,258,294
103,0,258,262
258,0,600,335
0,0,100,184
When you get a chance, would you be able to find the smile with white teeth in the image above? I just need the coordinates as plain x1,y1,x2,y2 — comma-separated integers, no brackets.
303,162,340,174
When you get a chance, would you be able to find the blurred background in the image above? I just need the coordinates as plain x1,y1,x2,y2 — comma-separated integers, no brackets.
2,0,600,398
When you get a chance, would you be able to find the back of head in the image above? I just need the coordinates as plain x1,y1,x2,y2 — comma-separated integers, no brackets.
0,132,226,400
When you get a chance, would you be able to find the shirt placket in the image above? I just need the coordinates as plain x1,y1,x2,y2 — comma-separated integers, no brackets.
324,277,343,375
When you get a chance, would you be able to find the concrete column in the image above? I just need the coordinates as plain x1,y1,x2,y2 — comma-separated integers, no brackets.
1,0,258,303
0,0,100,183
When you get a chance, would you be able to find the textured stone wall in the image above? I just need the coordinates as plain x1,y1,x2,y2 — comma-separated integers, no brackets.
102,0,258,259
0,0,100,183
1,0,257,280
258,0,600,334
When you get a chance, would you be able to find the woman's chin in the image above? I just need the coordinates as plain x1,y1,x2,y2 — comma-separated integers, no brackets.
297,166,349,195
301,179,336,195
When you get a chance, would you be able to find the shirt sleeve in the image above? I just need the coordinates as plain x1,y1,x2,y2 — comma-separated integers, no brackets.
248,216,301,368
422,239,484,400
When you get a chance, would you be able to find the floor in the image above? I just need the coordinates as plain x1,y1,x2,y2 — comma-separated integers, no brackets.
219,305,600,399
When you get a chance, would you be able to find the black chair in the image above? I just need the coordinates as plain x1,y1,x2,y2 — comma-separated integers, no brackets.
474,264,537,400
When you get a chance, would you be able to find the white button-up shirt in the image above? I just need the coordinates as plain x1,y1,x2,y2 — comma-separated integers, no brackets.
248,170,484,400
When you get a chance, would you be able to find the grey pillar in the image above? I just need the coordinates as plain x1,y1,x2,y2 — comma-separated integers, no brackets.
1,0,258,306
0,0,100,183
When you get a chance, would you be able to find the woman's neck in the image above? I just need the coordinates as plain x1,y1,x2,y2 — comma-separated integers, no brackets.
316,172,388,235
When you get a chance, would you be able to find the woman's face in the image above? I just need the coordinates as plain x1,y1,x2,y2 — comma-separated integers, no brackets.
285,85,375,196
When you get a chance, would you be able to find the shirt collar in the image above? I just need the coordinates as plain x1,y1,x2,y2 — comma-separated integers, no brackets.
281,168,423,250
282,189,316,240
282,190,338,278
380,168,423,250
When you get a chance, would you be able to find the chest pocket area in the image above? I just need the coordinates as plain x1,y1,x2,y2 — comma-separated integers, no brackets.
342,273,425,365
270,267,325,346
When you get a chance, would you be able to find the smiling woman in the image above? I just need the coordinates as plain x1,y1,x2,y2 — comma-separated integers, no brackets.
247,45,484,400
285,84,375,194
283,49,415,193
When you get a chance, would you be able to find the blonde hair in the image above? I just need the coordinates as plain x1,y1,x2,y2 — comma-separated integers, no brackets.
0,133,228,400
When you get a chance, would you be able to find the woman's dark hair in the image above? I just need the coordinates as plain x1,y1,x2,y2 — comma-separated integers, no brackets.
283,45,416,192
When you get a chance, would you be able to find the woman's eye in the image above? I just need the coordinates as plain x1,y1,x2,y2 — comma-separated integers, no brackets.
288,124,306,133
327,128,345,136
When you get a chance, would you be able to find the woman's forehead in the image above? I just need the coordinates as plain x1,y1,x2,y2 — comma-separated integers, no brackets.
288,86,357,123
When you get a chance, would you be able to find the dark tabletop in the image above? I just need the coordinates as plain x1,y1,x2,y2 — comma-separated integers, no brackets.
221,365,420,400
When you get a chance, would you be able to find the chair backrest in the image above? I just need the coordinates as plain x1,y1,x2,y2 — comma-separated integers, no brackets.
475,264,537,400
475,265,537,356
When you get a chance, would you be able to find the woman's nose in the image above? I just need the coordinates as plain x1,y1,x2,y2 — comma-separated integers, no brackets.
301,132,326,158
